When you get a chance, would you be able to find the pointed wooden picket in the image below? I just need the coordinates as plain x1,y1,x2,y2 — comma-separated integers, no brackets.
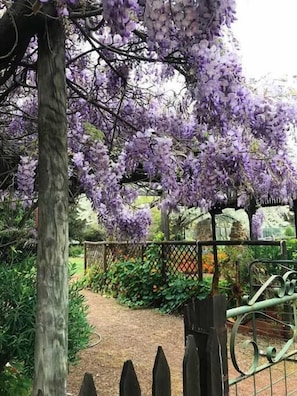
78,372,98,396
183,335,201,396
120,359,141,396
152,346,171,396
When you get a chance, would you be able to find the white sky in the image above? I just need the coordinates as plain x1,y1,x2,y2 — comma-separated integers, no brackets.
233,0,297,78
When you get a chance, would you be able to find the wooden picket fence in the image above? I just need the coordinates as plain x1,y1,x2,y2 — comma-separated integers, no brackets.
78,335,202,396
78,295,228,396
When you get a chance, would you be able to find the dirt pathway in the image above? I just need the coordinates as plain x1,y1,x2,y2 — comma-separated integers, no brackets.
67,290,297,396
67,290,185,396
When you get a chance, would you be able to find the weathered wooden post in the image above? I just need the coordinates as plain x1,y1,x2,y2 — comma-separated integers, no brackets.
103,242,107,272
84,242,88,274
184,295,229,396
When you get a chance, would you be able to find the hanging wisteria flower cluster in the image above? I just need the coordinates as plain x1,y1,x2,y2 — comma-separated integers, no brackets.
1,0,297,239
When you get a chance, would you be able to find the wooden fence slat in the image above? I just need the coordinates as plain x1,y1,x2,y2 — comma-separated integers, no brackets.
183,335,201,396
206,327,229,396
184,295,228,395
152,346,171,396
78,372,98,396
120,360,141,396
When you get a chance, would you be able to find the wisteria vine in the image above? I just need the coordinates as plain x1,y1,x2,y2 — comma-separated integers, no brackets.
1,0,297,239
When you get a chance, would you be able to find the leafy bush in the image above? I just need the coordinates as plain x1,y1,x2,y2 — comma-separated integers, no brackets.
251,244,283,261
69,244,84,257
84,243,234,313
0,363,32,396
159,274,213,313
105,256,164,308
84,265,107,293
285,239,297,260
82,225,106,242
285,226,295,237
0,256,92,378
220,246,254,286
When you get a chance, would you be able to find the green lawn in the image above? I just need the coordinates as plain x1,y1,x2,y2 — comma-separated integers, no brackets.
69,256,85,277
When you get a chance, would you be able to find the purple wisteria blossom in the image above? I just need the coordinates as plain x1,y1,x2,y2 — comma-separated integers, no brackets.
2,0,297,240
16,156,38,207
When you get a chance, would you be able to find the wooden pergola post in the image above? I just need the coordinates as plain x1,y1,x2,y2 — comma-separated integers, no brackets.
292,199,297,238
246,197,257,240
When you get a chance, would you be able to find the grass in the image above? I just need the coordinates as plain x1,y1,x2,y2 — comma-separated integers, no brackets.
69,256,85,277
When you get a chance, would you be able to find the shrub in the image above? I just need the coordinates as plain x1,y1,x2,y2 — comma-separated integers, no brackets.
285,239,297,260
159,274,212,313
82,225,106,242
84,242,234,313
69,244,84,257
0,363,32,396
104,256,164,308
285,226,295,237
0,256,92,377
84,265,108,293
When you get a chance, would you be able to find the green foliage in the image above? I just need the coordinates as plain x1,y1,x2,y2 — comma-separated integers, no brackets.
85,243,232,313
106,256,164,308
0,203,36,263
84,265,107,293
220,246,254,286
152,231,165,241
251,244,283,261
84,122,105,141
69,203,87,243
82,224,106,242
159,274,213,313
0,363,32,396
221,243,289,283
284,225,295,237
69,244,84,257
285,239,297,260
0,256,36,375
0,256,92,379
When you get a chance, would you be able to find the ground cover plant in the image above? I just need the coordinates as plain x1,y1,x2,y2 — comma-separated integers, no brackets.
0,256,92,393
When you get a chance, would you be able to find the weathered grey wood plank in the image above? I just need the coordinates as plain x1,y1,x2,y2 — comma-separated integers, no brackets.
206,327,229,396
183,335,201,396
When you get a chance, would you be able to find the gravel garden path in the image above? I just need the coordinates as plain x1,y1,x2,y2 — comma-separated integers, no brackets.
67,289,184,396
67,289,297,396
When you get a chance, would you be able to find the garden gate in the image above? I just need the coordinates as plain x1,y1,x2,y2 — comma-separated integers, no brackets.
78,259,297,395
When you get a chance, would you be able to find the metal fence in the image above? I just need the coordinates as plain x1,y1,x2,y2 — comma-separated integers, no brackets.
227,261,297,395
